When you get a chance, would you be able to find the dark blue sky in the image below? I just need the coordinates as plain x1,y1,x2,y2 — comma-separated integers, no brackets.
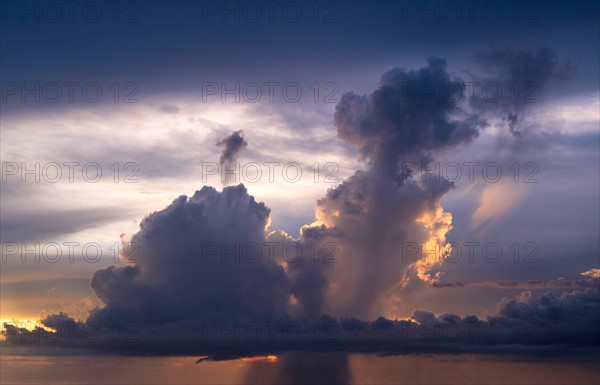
2,1,598,100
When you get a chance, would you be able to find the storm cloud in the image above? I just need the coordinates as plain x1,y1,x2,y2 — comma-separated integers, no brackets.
296,57,485,318
87,184,293,327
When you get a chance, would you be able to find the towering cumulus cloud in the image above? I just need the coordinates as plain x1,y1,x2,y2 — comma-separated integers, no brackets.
89,184,292,326
298,57,485,318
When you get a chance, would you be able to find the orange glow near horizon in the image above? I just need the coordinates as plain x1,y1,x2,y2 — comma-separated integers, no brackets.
240,355,278,363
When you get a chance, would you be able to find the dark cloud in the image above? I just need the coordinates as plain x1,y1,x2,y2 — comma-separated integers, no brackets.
493,289,599,326
87,184,293,327
477,47,572,90
5,288,598,358
266,230,331,320
217,130,248,165
475,47,573,136
335,57,483,177
216,130,249,186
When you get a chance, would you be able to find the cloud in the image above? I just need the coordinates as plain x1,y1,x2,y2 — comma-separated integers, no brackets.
0,206,136,243
4,288,598,358
334,57,483,176
493,288,599,328
301,171,454,318
581,269,600,279
217,130,248,165
5,57,598,360
431,272,600,290
0,58,485,336
296,57,484,318
87,184,294,327
216,130,249,186
477,47,572,91
475,47,573,137
471,180,527,228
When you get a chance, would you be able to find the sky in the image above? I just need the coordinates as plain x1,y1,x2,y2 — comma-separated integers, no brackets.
0,0,599,382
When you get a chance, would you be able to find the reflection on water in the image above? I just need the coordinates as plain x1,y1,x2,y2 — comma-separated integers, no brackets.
243,352,351,385
1,351,599,385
